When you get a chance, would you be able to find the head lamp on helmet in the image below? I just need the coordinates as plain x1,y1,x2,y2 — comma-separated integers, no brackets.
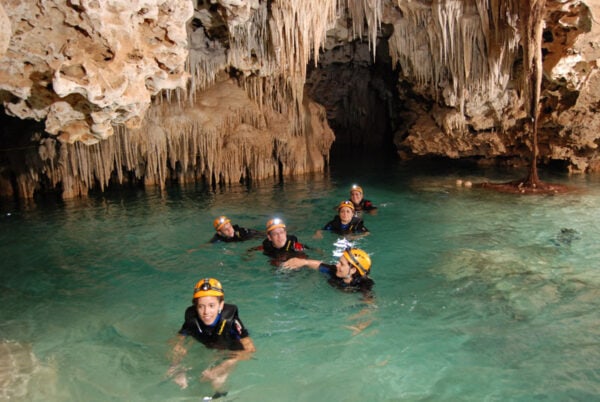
193,278,224,299
338,200,355,211
342,247,371,277
213,216,230,231
266,218,286,233
350,184,363,195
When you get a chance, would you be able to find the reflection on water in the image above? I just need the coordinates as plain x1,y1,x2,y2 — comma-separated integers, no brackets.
1,162,600,401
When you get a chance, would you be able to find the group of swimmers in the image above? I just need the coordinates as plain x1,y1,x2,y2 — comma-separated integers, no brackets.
168,184,378,397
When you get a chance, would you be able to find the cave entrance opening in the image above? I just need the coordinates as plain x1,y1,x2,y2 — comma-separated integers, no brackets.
305,28,401,167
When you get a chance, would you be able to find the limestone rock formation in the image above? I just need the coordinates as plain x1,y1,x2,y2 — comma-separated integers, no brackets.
0,0,193,144
34,80,333,198
0,0,599,199
0,3,9,59
388,0,600,173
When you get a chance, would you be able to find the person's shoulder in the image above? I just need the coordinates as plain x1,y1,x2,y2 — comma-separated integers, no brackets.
359,276,375,288
222,303,239,317
239,227,263,239
323,218,336,229
318,263,335,275
363,199,377,209
184,305,196,321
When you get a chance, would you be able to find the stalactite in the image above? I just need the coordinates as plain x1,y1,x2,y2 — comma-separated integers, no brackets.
18,80,333,198
389,0,521,115
188,0,385,137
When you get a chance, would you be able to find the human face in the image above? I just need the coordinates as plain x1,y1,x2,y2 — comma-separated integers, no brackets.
335,255,356,282
350,190,363,206
267,227,287,249
338,206,354,224
218,222,235,238
196,296,225,325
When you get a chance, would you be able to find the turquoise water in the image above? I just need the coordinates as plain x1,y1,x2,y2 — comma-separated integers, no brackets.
1,160,600,401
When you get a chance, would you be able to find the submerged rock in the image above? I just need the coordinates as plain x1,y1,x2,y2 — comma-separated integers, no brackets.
552,228,581,247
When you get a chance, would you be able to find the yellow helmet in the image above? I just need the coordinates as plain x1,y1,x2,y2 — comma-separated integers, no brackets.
213,216,230,231
193,278,224,299
337,200,355,211
342,248,371,277
350,184,363,195
266,217,286,233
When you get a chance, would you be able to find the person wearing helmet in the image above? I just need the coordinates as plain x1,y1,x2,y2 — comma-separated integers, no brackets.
282,247,374,294
348,184,377,216
253,218,308,265
210,216,262,243
168,278,255,392
316,200,368,238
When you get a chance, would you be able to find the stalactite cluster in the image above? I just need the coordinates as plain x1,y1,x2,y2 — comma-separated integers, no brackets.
388,1,520,118
0,0,599,199
22,80,334,198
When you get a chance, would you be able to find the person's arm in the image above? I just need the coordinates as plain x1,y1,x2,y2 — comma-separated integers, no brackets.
282,257,322,269
201,336,256,390
166,334,191,388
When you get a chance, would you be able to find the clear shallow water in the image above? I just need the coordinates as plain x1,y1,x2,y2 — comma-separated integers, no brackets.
1,160,600,401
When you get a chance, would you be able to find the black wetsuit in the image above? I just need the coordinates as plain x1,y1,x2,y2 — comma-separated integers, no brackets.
351,199,377,215
210,225,261,243
261,235,306,257
179,304,250,350
259,235,307,265
322,216,368,235
318,263,374,295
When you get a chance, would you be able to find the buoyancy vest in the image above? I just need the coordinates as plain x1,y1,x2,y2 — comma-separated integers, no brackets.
319,263,375,294
261,235,305,257
324,216,368,234
210,225,261,243
181,303,246,350
355,199,376,211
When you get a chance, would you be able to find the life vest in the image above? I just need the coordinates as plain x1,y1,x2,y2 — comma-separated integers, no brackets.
261,235,305,256
326,216,366,234
183,304,242,349
211,225,260,243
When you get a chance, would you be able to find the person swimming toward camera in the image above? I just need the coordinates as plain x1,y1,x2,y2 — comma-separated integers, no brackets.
349,184,377,216
167,278,255,394
210,216,262,243
315,200,369,239
251,218,308,266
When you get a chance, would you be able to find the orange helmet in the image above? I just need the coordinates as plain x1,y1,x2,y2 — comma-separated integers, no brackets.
342,248,371,277
266,217,286,233
193,278,224,299
213,216,230,231
350,184,363,195
337,200,355,211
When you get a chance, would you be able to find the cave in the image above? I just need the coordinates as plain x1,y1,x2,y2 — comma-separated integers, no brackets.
305,23,401,162
0,0,598,200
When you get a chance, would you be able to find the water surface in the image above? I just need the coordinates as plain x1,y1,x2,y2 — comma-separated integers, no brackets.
1,161,599,401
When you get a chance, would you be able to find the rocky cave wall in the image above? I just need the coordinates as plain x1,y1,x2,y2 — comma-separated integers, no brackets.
0,0,599,199
386,0,600,173
307,0,600,173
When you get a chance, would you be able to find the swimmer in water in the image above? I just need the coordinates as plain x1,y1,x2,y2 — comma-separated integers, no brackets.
251,218,309,266
209,216,262,243
349,184,377,216
168,278,255,394
283,247,374,296
315,200,369,239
